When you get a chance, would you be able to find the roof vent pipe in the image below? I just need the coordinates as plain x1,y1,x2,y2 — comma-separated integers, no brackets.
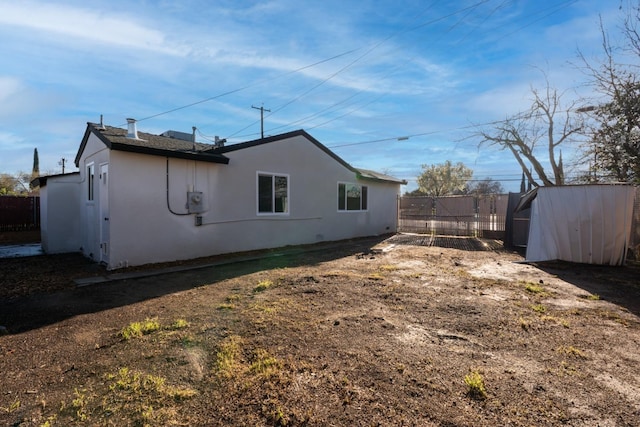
126,118,138,139
192,126,197,151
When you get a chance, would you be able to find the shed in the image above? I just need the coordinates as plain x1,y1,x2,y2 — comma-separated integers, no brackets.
516,184,636,265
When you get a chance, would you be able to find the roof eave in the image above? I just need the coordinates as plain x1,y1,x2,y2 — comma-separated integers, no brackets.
109,142,230,164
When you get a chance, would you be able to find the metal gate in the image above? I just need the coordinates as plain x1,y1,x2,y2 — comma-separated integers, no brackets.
398,194,508,238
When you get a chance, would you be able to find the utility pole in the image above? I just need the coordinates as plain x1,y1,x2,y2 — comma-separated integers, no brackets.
251,104,270,138
59,158,67,174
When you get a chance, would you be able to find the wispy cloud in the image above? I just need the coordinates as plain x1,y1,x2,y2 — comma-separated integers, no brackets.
0,2,182,55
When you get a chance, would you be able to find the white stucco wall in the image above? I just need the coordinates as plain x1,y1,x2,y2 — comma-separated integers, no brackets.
99,134,400,269
77,133,110,261
40,173,82,254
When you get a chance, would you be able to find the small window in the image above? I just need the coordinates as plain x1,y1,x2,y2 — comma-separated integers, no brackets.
338,182,368,211
87,163,95,201
258,172,289,214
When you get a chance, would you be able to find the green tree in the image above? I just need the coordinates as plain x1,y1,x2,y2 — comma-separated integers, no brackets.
0,172,31,195
30,148,40,190
0,173,20,195
579,13,640,183
416,161,473,196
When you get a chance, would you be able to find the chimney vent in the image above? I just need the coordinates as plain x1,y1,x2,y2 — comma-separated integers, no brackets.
126,118,138,139
192,126,197,151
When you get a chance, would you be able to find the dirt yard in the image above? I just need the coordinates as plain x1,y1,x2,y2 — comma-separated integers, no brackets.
1,234,639,426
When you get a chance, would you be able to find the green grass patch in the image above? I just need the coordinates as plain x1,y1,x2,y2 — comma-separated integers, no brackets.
253,279,274,293
525,283,546,294
214,335,243,379
120,318,161,340
168,318,190,330
250,349,283,378
464,370,487,400
531,304,547,313
107,367,197,400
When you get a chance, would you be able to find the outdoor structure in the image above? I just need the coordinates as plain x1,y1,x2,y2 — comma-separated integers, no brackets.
36,121,405,269
516,184,636,265
37,172,81,254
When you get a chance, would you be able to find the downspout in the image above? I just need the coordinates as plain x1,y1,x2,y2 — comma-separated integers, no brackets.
166,157,190,216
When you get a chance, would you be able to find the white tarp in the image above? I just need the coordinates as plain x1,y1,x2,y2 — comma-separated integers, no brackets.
525,185,636,265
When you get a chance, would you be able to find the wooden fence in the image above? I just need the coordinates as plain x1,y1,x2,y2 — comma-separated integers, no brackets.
0,196,40,231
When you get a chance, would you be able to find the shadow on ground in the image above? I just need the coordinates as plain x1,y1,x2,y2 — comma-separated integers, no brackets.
386,234,505,251
0,236,389,335
536,260,640,318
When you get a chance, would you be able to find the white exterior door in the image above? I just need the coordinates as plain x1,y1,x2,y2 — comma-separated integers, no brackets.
99,163,110,264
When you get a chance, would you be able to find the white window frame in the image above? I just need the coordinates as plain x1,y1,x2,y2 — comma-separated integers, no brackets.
337,182,368,212
257,171,290,216
87,162,95,202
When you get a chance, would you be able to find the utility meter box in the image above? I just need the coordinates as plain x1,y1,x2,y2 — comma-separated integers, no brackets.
187,191,205,213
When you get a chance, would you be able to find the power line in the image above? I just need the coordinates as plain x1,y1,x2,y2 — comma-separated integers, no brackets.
124,0,585,145
243,0,581,139
225,0,490,139
121,47,362,127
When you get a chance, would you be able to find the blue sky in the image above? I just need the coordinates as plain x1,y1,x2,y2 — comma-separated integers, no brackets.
0,0,629,191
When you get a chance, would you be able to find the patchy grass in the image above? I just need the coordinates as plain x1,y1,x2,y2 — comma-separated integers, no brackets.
254,279,274,293
167,318,190,330
541,315,570,328
524,282,546,294
464,370,487,400
519,317,531,331
557,346,587,359
596,310,628,326
531,304,547,314
214,335,244,379
1,399,20,414
250,349,283,378
120,318,161,340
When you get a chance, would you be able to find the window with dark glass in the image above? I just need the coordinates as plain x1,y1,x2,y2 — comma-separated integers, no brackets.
258,173,288,214
338,182,368,211
87,164,95,201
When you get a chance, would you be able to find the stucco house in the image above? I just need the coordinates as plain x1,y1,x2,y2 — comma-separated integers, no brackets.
37,120,406,269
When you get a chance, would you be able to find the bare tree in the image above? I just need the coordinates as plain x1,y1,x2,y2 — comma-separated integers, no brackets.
467,178,505,195
474,82,584,187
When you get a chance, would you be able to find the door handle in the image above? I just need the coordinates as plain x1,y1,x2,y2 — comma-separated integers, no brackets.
104,217,109,221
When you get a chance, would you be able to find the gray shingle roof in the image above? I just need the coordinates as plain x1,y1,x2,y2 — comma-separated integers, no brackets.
74,123,229,166
74,123,406,185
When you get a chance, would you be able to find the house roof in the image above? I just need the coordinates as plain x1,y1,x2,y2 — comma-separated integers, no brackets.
30,171,80,188
208,129,407,185
74,123,230,166
73,124,405,185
